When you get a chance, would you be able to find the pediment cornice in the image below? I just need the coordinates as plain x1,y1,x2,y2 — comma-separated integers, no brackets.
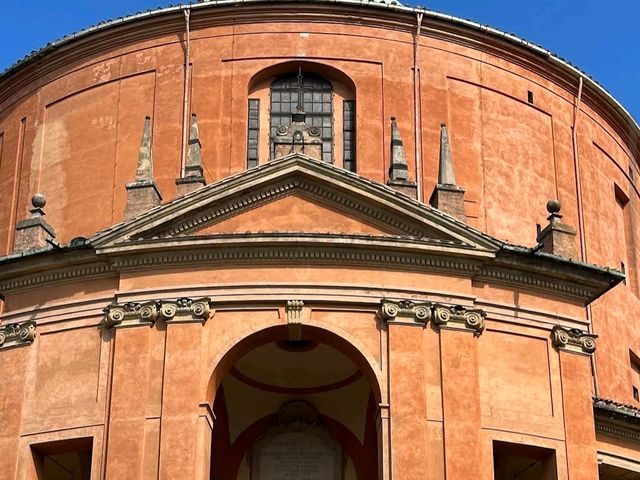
90,154,500,252
0,156,623,304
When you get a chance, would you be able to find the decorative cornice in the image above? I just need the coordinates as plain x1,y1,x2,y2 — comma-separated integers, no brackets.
102,297,213,328
594,397,640,442
378,299,485,333
551,325,596,355
431,303,485,334
0,261,114,293
0,320,37,350
109,243,484,275
377,299,431,326
103,301,158,328
478,266,596,300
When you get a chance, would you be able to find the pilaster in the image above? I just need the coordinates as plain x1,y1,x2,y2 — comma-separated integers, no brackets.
103,315,155,479
158,298,213,480
439,320,483,478
379,299,429,479
554,327,599,480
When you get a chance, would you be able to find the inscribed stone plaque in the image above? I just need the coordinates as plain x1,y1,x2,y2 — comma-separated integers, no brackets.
254,429,341,480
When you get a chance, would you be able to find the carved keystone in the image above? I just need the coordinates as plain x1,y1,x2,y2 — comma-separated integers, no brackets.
551,325,596,355
159,298,213,324
0,320,37,350
431,303,485,334
378,299,432,326
103,301,158,329
286,300,304,341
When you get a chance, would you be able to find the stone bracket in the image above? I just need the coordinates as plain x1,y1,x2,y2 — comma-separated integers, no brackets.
286,300,304,341
551,325,596,355
378,298,486,334
0,320,37,350
103,297,213,328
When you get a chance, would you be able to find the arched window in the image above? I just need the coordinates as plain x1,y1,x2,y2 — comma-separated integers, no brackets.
270,70,333,163
247,64,356,172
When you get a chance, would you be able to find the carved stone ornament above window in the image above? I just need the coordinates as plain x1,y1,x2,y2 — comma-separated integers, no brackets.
0,320,37,350
103,297,213,328
551,325,597,355
378,298,486,333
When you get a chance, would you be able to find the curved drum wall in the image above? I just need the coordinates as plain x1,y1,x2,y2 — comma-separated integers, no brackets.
0,0,638,453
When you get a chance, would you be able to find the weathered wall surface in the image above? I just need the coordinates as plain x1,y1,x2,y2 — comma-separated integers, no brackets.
0,265,599,479
0,3,638,479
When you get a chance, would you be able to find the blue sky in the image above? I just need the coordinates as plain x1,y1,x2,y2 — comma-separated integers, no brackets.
0,1,638,123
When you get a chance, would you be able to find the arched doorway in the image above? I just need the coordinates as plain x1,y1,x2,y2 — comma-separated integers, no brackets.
209,325,380,480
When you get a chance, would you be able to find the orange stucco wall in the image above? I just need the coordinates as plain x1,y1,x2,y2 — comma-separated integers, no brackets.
0,3,638,479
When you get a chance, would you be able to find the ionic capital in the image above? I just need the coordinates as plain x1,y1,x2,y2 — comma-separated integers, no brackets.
159,297,213,324
551,325,596,355
103,301,158,328
431,303,485,334
0,320,36,350
103,297,213,328
378,299,432,326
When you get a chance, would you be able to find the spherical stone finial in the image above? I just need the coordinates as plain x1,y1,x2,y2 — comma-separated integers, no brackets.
547,199,561,215
31,193,46,209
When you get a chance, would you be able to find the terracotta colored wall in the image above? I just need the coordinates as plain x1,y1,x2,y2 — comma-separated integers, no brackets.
1,4,639,479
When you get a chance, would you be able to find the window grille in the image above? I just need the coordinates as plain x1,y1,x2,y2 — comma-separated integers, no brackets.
270,70,333,163
343,100,356,172
247,99,260,168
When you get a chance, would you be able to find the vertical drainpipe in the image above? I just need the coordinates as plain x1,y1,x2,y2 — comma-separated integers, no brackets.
181,8,192,177
572,76,599,396
413,11,424,202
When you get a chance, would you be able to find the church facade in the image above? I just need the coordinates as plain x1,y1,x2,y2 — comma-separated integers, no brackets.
0,1,639,479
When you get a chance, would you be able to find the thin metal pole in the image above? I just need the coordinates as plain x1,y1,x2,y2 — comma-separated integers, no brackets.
572,76,599,396
413,12,424,202
181,9,192,176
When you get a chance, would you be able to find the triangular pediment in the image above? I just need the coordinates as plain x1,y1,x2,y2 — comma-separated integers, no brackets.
91,154,501,253
187,192,397,237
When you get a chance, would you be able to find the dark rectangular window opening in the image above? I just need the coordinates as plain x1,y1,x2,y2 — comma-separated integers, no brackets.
343,100,356,172
615,183,630,208
32,437,93,480
630,350,640,403
493,441,557,480
600,461,640,479
615,183,636,294
527,90,534,104
629,164,635,182
247,99,260,168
